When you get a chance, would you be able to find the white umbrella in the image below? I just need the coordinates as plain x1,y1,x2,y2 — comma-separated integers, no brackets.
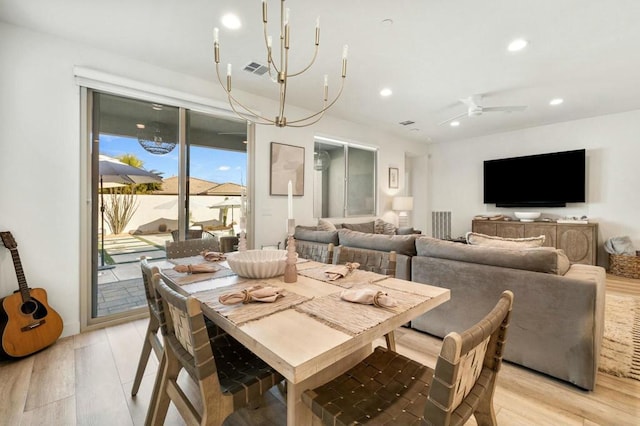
98,155,161,269
208,197,242,225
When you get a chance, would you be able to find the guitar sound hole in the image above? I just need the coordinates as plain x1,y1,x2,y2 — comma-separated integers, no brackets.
21,300,39,315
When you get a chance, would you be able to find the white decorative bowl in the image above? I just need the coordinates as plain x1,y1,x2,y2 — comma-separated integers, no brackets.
226,249,289,279
514,212,541,222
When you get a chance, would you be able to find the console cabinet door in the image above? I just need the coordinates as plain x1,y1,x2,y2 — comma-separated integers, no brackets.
496,223,524,238
524,223,557,247
557,225,597,265
472,221,497,235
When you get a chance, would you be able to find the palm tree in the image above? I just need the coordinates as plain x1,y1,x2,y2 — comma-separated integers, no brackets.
116,154,163,193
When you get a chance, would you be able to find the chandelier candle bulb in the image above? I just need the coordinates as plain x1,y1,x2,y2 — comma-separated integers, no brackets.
315,17,320,45
213,27,219,43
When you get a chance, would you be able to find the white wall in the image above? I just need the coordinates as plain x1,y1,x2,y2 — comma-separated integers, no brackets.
0,22,425,336
427,109,640,266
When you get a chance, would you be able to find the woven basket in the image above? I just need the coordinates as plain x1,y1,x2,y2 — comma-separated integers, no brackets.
609,254,640,279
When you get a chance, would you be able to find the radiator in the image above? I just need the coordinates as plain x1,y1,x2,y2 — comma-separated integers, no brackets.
431,211,451,240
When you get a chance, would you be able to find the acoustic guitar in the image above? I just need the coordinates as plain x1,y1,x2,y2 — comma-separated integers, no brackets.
0,231,63,358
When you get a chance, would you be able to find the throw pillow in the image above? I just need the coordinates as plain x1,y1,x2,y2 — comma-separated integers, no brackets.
317,218,337,231
374,218,397,235
465,231,545,248
556,249,571,275
341,221,375,234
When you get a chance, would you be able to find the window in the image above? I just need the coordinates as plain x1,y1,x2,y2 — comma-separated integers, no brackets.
314,137,377,218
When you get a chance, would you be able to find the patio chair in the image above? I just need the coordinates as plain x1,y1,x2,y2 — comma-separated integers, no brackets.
131,257,163,397
146,274,283,425
165,237,220,259
332,245,397,349
302,290,514,426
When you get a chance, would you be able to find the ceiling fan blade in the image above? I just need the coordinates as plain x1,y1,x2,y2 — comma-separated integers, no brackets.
482,105,527,113
459,96,476,108
438,112,468,126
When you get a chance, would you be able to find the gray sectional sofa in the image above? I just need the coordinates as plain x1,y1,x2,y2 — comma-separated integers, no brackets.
293,226,606,390
410,237,605,390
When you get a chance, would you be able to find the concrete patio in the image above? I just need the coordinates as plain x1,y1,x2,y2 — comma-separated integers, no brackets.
96,233,170,317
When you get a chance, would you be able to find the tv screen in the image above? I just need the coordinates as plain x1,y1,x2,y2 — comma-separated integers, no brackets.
483,149,586,207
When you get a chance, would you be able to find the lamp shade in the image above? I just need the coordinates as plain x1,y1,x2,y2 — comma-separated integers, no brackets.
392,196,414,211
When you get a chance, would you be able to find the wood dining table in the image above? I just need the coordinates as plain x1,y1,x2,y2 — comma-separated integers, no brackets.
157,255,450,426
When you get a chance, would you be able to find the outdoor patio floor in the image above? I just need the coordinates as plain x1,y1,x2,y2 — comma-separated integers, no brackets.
96,233,170,317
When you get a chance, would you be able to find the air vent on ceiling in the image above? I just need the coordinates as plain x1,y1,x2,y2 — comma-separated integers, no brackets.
399,120,415,126
243,62,269,76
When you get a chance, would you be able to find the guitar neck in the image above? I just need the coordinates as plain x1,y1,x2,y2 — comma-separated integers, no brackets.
8,248,31,303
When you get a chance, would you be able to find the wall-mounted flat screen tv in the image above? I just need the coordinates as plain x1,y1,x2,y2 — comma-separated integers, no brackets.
483,149,586,207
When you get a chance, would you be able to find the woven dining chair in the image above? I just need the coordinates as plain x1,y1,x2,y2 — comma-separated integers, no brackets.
295,241,335,264
302,290,514,426
333,245,398,350
131,257,164,397
147,274,283,426
165,237,220,259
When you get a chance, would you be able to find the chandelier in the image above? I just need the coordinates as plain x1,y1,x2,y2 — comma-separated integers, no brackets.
213,0,348,128
136,104,177,155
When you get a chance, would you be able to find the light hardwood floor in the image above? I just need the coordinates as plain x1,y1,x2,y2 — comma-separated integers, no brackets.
1,274,639,425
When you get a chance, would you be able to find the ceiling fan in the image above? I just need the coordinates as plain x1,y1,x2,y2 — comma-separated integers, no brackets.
439,94,527,125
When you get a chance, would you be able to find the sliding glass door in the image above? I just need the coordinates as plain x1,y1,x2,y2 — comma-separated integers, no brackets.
89,91,247,322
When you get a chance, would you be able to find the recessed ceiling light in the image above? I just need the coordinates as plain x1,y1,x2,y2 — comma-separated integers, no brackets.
549,98,564,106
136,123,145,129
450,121,460,127
221,13,242,30
507,38,528,52
380,88,392,97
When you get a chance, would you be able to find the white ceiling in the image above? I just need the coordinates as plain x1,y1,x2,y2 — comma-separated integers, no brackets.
2,0,640,144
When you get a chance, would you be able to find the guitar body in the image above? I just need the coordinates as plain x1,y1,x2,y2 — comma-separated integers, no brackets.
0,231,64,358
0,287,63,358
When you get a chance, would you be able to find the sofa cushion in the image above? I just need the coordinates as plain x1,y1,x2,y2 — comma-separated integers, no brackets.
416,236,559,274
466,231,545,248
338,229,417,256
396,226,417,235
317,218,337,231
294,227,339,245
341,221,375,234
374,218,397,235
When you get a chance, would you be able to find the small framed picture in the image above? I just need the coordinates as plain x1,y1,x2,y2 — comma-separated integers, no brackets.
389,167,399,189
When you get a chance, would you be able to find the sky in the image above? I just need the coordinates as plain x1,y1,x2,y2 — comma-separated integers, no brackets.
100,135,247,185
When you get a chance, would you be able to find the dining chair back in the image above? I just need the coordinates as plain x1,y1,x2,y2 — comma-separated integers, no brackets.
165,237,220,259
302,290,514,426
147,274,283,426
130,257,163,396
333,245,397,349
295,241,334,264
333,245,397,277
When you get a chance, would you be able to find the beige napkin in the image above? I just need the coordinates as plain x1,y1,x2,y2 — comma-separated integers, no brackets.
173,263,222,274
325,262,360,280
201,251,226,262
340,288,398,308
219,285,285,305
